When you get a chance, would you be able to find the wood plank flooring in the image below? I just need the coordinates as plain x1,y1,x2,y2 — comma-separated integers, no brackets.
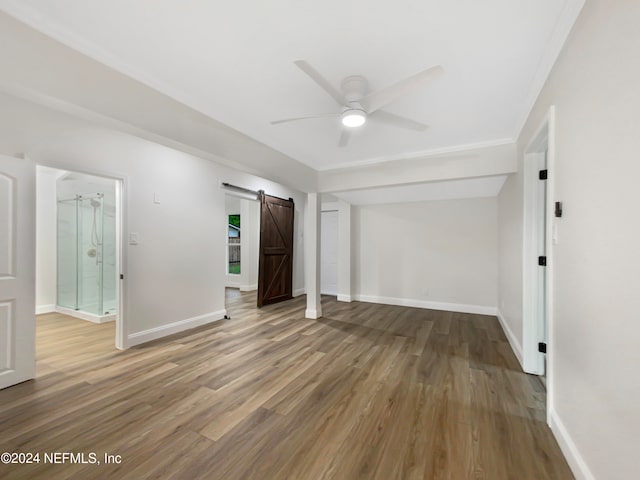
0,291,574,479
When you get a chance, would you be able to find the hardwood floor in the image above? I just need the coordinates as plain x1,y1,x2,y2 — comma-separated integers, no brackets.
0,292,573,479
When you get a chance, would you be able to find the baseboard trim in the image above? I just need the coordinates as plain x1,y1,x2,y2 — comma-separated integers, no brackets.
305,308,320,319
35,304,56,315
293,288,306,297
240,284,257,292
337,294,352,303
549,408,595,480
352,294,497,316
127,309,227,347
54,305,116,324
496,308,524,368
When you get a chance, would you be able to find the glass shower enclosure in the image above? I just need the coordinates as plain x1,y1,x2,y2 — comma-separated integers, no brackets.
57,193,117,319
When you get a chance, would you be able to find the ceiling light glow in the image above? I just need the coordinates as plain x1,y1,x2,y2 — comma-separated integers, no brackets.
341,109,367,128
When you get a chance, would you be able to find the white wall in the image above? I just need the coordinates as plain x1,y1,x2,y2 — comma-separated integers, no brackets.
497,172,524,342
35,167,57,312
320,210,338,295
241,198,260,292
353,198,498,314
0,92,306,345
337,200,352,302
497,1,640,478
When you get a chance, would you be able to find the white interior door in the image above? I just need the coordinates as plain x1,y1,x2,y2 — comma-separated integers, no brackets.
321,210,338,296
536,153,548,374
0,155,36,389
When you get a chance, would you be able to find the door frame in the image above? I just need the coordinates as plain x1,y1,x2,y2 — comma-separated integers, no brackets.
38,162,128,350
522,106,555,404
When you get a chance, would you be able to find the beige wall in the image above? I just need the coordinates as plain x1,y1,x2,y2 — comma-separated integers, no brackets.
354,197,498,312
498,1,640,478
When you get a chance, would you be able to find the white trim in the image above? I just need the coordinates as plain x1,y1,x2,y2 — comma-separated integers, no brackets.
353,294,497,316
496,309,524,368
35,304,55,315
545,107,557,422
127,309,227,347
337,294,352,303
549,409,595,480
293,288,306,297
321,201,340,212
521,150,546,375
317,139,514,172
114,177,126,350
55,305,116,324
239,284,257,292
512,0,586,139
2,83,251,178
305,308,320,319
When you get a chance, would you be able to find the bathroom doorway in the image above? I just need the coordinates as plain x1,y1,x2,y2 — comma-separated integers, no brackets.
36,166,123,349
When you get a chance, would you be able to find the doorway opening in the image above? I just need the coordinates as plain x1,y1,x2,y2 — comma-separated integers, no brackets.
224,193,260,315
320,209,338,297
35,166,124,353
522,106,555,403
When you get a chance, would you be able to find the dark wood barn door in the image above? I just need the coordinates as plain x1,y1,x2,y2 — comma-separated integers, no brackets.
257,193,294,307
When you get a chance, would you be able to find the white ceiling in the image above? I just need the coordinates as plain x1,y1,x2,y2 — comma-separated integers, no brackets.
333,175,508,205
0,1,582,172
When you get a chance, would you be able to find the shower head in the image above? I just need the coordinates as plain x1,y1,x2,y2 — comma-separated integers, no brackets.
90,199,101,208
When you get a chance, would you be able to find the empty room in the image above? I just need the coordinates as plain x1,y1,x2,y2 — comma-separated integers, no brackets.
0,1,638,479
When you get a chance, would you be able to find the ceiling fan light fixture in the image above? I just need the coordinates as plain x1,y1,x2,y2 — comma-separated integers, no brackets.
341,109,367,128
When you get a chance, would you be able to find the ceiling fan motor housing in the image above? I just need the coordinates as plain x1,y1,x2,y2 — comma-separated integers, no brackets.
341,75,369,102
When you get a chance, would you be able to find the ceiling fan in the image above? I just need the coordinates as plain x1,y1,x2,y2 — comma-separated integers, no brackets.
271,60,443,147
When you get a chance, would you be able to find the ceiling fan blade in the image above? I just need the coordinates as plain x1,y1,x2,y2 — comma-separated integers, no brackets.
294,60,345,106
271,113,339,125
361,65,443,114
338,130,351,147
372,110,428,131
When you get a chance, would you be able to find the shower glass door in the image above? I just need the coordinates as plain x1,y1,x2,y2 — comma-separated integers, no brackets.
57,193,107,315
57,197,78,310
77,195,104,315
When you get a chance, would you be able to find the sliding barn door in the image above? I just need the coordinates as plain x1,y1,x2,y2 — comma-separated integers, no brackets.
257,194,294,307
